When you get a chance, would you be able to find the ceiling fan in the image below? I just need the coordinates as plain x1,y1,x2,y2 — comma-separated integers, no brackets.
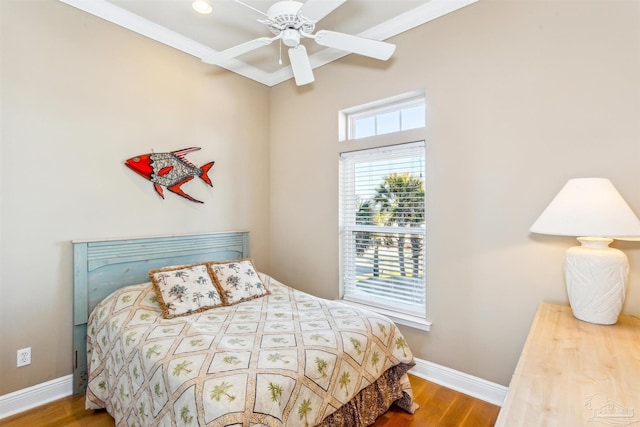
201,0,396,86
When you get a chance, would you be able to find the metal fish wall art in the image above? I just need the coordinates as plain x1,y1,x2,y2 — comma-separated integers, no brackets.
125,147,214,204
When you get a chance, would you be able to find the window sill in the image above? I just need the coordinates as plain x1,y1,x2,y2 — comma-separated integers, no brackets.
337,300,432,332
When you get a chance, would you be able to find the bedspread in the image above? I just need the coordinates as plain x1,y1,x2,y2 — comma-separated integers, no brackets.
86,274,416,426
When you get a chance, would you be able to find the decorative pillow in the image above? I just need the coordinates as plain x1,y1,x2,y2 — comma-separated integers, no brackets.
149,263,224,319
208,259,269,305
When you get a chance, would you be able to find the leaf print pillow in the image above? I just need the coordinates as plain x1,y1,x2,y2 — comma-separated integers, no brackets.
208,259,269,305
149,263,224,319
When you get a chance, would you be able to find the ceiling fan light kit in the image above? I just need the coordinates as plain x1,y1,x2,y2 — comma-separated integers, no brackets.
201,0,396,86
282,28,301,47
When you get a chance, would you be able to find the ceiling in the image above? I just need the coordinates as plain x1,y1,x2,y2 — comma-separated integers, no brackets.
58,0,478,87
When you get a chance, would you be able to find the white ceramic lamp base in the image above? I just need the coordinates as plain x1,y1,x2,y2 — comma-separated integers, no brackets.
564,237,628,325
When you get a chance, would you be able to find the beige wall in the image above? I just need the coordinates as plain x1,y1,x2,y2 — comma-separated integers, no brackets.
0,1,270,394
269,0,640,386
2,0,639,399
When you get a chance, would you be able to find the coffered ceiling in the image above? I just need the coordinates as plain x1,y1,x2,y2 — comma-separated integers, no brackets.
58,0,478,86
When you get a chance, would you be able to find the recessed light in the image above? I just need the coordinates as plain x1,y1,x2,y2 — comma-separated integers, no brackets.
192,0,213,14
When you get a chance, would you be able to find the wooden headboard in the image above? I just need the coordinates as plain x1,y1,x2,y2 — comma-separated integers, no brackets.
72,231,249,394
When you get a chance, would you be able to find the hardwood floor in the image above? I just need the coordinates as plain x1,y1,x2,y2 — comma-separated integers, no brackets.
372,375,500,427
0,375,500,426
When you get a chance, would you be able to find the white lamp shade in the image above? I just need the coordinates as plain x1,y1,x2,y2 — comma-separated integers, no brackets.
530,178,640,239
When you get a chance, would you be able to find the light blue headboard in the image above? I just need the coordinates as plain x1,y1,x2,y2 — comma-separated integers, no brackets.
72,231,249,394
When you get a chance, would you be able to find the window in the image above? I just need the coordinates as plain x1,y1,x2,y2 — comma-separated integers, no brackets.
340,142,426,318
339,90,426,141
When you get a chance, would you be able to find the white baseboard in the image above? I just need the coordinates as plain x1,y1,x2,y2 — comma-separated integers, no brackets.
0,375,73,419
409,358,507,406
0,360,506,419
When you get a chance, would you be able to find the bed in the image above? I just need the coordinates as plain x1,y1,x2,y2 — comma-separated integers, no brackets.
73,232,417,426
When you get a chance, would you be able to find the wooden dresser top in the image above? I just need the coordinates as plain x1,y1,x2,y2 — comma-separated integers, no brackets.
495,303,640,426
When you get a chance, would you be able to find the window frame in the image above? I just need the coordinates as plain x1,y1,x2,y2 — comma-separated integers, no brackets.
339,141,428,322
347,98,426,140
338,90,426,142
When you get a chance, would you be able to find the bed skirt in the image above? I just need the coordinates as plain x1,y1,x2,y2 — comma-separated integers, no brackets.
318,363,418,427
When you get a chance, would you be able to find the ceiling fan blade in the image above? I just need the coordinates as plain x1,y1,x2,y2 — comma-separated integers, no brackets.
298,0,347,23
202,37,275,64
288,45,315,86
314,30,396,60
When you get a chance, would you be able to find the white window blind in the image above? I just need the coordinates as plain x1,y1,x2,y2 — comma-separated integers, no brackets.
340,142,426,317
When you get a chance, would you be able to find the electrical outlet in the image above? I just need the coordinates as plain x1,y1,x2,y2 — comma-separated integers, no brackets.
17,347,31,367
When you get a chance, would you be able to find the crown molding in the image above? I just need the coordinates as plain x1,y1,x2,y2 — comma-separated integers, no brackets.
58,0,272,85
59,0,212,57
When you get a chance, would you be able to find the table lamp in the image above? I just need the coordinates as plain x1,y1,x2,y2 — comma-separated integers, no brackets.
530,178,640,324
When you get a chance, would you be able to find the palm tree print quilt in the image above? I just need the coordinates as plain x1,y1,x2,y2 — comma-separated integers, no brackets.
85,274,416,426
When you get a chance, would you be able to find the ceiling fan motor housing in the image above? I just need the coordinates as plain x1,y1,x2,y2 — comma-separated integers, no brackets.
266,0,314,36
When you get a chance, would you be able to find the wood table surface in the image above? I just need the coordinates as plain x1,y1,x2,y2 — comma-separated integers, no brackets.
495,303,640,426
